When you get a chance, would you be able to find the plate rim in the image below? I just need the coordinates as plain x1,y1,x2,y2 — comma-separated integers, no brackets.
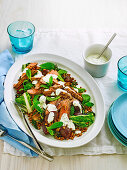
111,93,127,138
4,53,105,148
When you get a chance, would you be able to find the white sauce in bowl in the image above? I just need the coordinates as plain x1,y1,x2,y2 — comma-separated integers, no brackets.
86,54,108,64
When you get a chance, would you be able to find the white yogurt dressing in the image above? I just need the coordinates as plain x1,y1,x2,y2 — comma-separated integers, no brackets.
86,54,108,64
47,112,54,123
56,89,67,95
47,104,57,112
73,100,82,113
43,74,58,83
60,113,75,130
34,70,43,78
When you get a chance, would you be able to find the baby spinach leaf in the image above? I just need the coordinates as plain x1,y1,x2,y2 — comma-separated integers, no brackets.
48,76,53,86
46,96,61,101
74,87,86,93
85,102,94,107
57,74,64,82
26,69,31,80
48,122,63,130
39,62,55,70
70,105,75,116
58,69,67,75
82,94,90,104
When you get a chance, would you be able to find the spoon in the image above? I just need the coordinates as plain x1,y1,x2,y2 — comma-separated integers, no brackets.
97,33,117,59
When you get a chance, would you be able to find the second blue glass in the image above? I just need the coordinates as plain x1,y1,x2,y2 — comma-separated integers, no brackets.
117,56,127,91
7,21,35,54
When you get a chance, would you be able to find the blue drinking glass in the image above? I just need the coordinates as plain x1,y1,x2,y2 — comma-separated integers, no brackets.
7,21,35,54
117,56,127,91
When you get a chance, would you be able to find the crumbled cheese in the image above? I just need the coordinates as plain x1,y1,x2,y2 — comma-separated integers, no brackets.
32,80,38,85
34,71,42,78
47,112,54,123
58,81,65,87
60,113,75,130
43,74,58,83
56,89,67,95
75,130,81,134
47,104,57,112
73,100,82,113
51,92,55,96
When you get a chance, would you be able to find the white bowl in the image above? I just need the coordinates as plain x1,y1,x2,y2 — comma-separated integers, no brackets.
84,44,112,78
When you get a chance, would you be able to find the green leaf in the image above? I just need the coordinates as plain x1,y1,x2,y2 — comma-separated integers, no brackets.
74,87,86,93
70,114,95,128
49,76,53,86
40,84,49,89
46,122,63,136
57,74,64,82
32,119,38,129
70,106,75,116
23,80,33,91
23,92,32,113
26,92,32,106
22,64,27,72
48,122,63,130
48,129,55,136
26,69,31,80
46,96,61,101
82,94,90,104
85,102,94,107
70,81,78,87
39,62,55,70
22,63,30,71
19,88,24,92
58,69,67,75
15,95,25,106
33,95,44,113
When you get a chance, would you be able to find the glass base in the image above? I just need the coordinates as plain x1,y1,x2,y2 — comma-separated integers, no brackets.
117,80,127,92
12,46,32,54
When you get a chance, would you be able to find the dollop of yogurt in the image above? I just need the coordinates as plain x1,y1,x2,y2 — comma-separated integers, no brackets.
86,54,108,64
60,113,75,130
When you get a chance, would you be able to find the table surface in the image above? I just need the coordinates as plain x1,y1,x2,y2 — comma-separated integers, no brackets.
1,0,127,169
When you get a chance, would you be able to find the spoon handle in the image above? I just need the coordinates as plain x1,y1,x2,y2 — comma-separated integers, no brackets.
97,33,117,59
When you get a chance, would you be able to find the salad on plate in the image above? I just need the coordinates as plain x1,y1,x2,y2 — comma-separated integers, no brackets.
13,62,95,140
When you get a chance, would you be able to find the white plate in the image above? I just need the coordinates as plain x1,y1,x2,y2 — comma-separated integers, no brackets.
4,53,105,148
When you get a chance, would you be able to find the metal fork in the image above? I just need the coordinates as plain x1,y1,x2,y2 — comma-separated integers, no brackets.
11,101,53,161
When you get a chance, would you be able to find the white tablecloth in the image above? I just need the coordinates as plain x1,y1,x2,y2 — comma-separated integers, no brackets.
4,30,127,156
